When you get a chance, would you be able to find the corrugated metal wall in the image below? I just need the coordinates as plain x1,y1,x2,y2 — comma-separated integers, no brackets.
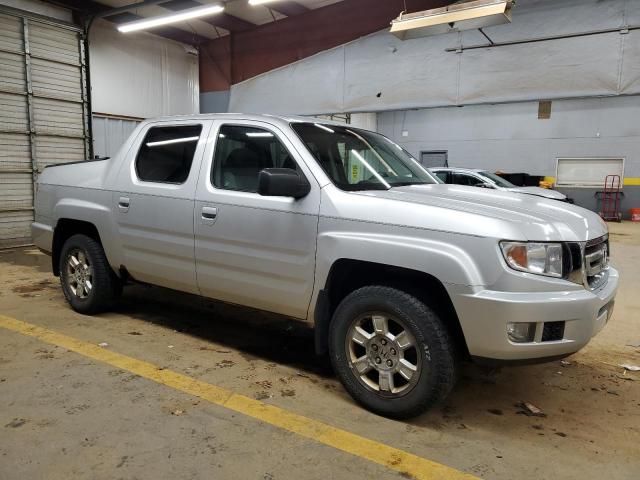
0,8,88,247
92,114,141,159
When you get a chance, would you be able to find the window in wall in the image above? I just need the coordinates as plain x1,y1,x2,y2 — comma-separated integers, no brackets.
212,125,300,193
556,158,624,187
135,125,202,183
420,151,448,168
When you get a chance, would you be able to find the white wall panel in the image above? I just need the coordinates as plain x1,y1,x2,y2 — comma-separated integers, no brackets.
619,30,640,94
458,33,622,104
343,31,458,112
229,47,345,115
89,19,199,119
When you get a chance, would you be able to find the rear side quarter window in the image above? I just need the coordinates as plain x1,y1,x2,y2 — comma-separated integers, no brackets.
135,125,202,184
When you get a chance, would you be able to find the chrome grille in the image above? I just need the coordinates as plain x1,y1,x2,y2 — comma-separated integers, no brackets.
584,235,609,290
565,235,609,290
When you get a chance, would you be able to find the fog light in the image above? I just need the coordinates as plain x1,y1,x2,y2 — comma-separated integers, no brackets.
507,322,535,343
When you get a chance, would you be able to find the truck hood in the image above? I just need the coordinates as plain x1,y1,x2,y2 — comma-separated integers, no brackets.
505,186,567,200
354,184,607,242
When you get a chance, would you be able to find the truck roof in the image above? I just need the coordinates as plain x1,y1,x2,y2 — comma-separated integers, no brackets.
143,113,348,129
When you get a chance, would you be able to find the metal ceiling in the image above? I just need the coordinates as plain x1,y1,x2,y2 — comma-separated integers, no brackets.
44,0,345,43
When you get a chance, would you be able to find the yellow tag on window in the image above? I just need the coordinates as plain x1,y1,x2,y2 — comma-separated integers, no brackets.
351,164,360,182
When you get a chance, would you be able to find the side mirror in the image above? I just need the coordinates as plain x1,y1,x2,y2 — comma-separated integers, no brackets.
258,168,310,199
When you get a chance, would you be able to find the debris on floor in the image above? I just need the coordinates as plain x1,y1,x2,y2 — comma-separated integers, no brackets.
619,364,640,372
515,401,546,417
98,342,109,348
4,418,27,428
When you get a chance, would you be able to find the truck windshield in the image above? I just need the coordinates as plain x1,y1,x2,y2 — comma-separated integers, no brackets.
291,122,437,191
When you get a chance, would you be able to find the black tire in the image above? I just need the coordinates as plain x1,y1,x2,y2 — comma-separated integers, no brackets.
328,286,457,419
59,234,121,314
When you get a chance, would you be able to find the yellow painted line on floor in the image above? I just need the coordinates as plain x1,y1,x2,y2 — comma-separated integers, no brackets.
0,314,475,480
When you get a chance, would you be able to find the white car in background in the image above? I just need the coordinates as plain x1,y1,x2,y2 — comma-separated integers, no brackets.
431,167,568,201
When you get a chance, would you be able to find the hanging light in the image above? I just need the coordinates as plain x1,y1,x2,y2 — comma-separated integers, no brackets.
390,0,514,40
248,0,282,5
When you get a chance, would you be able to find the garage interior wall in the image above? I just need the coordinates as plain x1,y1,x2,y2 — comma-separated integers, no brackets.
0,2,89,247
89,19,199,157
229,0,640,113
229,0,640,216
377,97,640,213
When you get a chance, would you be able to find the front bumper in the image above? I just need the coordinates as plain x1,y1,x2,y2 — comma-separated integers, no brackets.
452,267,619,361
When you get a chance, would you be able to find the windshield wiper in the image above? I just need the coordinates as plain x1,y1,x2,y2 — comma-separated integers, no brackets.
389,181,431,187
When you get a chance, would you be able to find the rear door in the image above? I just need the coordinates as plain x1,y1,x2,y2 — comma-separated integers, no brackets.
194,121,320,319
112,121,211,294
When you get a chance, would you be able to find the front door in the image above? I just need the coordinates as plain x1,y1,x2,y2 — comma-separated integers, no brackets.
113,121,210,294
194,121,320,319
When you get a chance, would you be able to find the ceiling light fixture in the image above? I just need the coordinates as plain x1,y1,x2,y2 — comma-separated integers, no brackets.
390,0,514,40
248,0,281,6
117,4,225,33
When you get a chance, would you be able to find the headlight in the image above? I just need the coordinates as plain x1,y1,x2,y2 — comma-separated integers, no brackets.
500,241,563,278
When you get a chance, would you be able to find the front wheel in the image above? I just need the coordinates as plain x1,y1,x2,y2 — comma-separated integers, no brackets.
59,234,121,314
328,286,457,419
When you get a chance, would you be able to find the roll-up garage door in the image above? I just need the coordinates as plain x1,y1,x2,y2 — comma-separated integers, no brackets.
0,8,89,248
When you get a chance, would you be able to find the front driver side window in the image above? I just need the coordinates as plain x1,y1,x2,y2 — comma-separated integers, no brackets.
212,125,300,193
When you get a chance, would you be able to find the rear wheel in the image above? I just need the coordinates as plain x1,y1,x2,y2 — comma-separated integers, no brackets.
328,286,457,419
59,234,121,314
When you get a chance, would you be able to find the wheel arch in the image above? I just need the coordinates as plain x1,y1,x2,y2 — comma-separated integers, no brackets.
313,258,469,359
52,219,103,276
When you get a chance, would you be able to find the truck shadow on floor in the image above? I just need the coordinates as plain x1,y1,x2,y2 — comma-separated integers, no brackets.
114,284,334,378
108,283,637,437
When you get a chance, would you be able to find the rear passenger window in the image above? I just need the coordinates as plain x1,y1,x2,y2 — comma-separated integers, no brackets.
135,125,202,183
212,125,300,193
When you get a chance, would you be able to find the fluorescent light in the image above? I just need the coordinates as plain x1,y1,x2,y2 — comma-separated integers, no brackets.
118,4,224,33
390,0,513,40
146,136,199,147
248,0,281,5
246,132,273,137
314,123,335,133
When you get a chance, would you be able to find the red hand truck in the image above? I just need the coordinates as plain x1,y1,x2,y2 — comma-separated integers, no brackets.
599,175,622,222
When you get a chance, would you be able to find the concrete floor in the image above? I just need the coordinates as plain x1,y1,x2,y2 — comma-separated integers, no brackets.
1,222,639,480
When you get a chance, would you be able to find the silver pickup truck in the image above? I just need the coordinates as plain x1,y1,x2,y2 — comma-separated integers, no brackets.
32,114,618,418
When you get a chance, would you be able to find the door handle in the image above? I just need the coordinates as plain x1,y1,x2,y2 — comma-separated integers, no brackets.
201,206,218,223
118,196,130,212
